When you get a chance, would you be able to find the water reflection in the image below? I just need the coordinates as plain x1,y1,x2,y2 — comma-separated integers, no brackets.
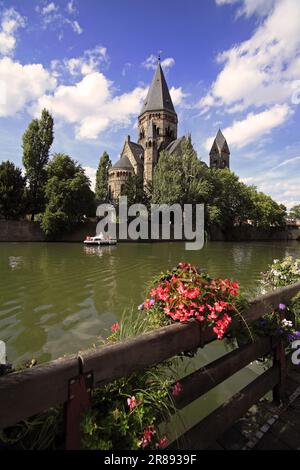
0,241,299,365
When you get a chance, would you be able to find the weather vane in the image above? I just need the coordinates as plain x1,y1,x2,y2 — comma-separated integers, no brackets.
157,50,162,62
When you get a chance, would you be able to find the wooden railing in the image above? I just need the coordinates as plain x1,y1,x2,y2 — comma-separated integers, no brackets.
1,281,300,450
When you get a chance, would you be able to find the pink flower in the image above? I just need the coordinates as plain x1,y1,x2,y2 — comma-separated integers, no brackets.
155,437,168,449
111,322,119,333
127,396,137,411
140,426,156,448
172,382,182,397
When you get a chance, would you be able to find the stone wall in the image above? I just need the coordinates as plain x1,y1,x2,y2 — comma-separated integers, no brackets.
0,220,299,243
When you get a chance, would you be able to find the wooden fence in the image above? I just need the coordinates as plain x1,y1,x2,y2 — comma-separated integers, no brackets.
1,281,300,450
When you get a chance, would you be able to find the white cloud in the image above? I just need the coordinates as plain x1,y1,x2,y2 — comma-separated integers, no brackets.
32,72,148,140
0,57,57,117
169,86,187,107
83,166,96,191
201,0,300,113
37,1,83,36
41,3,59,15
205,104,291,150
216,0,277,17
66,1,77,14
0,8,26,56
271,155,300,171
142,55,175,70
56,46,109,76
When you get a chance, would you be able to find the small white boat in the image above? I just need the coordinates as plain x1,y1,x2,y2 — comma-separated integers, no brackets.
83,234,117,246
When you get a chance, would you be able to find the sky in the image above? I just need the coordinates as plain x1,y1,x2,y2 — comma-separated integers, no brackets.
0,0,299,210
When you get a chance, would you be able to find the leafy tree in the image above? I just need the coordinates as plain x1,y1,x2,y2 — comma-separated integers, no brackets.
121,174,150,207
206,169,254,230
152,138,209,206
248,188,286,229
0,161,26,219
289,204,300,220
22,109,54,220
40,153,95,236
95,151,112,201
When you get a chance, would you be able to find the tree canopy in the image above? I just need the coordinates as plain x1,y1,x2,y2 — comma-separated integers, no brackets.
22,109,54,220
289,204,300,220
95,151,112,201
40,153,95,237
0,161,26,220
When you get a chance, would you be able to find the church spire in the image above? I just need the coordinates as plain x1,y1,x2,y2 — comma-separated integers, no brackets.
140,62,176,116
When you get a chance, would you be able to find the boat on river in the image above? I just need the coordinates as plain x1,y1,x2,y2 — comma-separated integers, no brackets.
83,234,117,246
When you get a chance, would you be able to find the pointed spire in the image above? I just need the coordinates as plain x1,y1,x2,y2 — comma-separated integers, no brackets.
140,62,176,116
210,129,230,155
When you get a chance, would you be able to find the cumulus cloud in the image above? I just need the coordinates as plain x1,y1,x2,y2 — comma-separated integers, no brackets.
201,0,300,114
0,8,26,56
51,46,109,77
169,86,187,107
142,54,175,70
31,72,148,140
205,104,291,150
41,2,59,15
0,57,57,117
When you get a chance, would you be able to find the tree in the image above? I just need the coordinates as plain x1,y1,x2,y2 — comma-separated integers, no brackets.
121,174,150,207
0,161,26,219
40,153,95,236
152,138,209,206
248,188,286,229
289,204,300,220
95,151,111,201
22,109,54,220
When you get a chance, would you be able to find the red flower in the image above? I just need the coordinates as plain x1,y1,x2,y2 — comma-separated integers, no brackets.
172,382,182,397
155,437,168,449
140,426,156,448
111,322,119,333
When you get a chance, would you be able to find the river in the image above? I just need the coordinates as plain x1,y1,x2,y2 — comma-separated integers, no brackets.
1,241,300,435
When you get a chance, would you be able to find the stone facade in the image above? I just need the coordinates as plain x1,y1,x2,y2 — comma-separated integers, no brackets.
108,61,230,200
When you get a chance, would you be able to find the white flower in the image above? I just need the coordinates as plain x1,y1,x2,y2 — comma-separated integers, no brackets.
282,319,293,328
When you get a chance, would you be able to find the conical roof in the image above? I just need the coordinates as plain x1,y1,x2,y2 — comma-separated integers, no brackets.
210,129,230,155
112,155,133,170
140,62,176,115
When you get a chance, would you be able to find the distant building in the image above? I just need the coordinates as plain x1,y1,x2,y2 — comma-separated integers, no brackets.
108,60,230,200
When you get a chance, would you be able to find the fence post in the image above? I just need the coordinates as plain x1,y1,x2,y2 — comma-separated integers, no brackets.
272,309,287,405
64,356,93,450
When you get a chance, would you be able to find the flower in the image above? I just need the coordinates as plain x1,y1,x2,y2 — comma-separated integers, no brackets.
155,437,168,449
127,396,137,411
140,426,156,448
111,322,120,333
282,318,293,328
138,303,144,311
279,303,286,311
172,382,182,397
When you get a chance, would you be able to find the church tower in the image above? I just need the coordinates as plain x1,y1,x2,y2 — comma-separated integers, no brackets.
209,129,230,169
138,60,178,185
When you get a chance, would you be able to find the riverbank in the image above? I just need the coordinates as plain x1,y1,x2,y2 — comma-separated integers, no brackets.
0,220,299,242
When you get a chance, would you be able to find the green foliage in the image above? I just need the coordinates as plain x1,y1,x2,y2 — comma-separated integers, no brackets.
247,187,286,229
22,109,54,220
121,174,150,207
95,151,112,201
152,139,209,206
40,153,95,237
289,204,300,220
0,161,26,219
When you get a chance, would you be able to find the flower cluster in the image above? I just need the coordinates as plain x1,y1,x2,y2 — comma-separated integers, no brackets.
139,425,168,449
141,262,239,340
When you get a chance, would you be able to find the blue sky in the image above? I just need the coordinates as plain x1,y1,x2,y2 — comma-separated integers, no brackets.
0,0,299,209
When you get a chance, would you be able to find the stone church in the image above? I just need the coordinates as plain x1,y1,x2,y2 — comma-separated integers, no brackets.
108,60,230,199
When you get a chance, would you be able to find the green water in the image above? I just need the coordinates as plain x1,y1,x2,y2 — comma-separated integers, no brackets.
1,240,300,435
1,241,300,366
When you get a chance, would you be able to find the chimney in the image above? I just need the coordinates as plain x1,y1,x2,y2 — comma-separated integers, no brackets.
126,135,130,142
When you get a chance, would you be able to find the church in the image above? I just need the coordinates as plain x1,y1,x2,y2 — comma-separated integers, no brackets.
108,60,230,199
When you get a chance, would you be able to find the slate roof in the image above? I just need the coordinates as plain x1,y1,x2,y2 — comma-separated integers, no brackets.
140,63,176,115
210,129,230,155
112,155,133,170
165,137,186,155
128,141,144,164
